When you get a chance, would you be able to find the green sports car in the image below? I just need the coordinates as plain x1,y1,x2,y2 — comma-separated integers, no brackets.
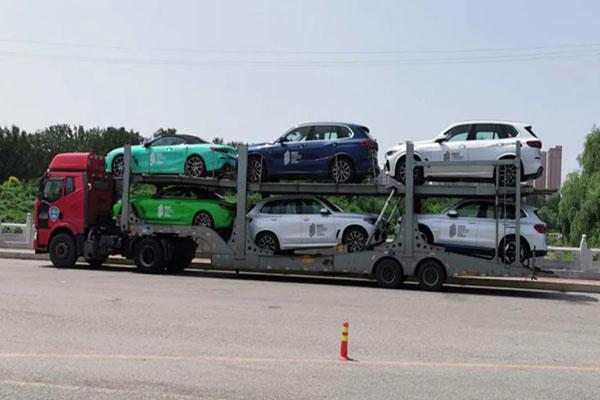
113,186,236,234
106,134,237,177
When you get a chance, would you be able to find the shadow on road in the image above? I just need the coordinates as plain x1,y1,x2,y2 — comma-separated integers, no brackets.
38,262,599,304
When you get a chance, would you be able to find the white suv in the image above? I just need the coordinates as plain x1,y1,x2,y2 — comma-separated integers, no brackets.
248,195,386,253
407,199,547,264
385,121,543,185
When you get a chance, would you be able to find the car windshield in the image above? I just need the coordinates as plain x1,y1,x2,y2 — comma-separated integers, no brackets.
317,197,344,212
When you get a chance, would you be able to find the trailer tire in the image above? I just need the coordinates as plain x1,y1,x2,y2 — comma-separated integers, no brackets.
134,238,166,274
167,241,196,273
49,233,78,268
374,258,404,288
417,259,446,291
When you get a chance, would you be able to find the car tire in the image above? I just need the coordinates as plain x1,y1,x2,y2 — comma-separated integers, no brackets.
255,231,280,253
112,155,125,177
247,156,266,182
330,156,355,184
498,236,531,266
418,224,434,244
49,233,78,268
342,226,368,253
85,257,107,268
417,259,446,291
496,158,524,186
374,258,404,288
193,211,214,228
395,156,424,185
134,238,166,274
185,155,206,178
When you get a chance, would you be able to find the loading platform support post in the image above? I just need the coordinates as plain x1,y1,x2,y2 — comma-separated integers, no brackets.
235,144,248,261
404,141,414,258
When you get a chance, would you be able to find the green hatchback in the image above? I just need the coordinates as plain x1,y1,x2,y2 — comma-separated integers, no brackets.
113,186,236,235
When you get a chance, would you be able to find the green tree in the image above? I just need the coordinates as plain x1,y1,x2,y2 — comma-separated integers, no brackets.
558,126,600,246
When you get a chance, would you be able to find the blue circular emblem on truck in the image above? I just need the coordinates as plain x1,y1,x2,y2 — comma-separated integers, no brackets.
49,206,60,222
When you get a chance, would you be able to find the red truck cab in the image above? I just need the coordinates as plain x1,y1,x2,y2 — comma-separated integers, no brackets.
34,153,115,266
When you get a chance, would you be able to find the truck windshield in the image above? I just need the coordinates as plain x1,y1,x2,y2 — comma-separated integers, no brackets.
43,178,64,202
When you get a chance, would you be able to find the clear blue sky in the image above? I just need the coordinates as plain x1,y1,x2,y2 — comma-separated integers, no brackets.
1,0,599,178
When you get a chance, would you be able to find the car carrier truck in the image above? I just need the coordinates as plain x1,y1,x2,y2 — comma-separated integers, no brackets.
34,143,549,291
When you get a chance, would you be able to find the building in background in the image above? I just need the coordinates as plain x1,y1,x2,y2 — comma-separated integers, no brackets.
533,145,562,191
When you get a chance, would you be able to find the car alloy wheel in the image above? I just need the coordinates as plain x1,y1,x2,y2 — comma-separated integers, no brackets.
500,239,529,266
256,232,278,252
112,155,124,177
331,158,352,183
248,157,264,182
345,229,367,253
185,155,205,177
193,212,213,228
499,164,517,186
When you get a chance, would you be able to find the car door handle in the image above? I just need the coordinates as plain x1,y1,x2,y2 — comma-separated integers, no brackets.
303,218,310,222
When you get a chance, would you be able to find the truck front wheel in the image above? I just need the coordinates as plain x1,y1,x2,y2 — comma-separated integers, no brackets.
134,238,166,274
49,233,78,268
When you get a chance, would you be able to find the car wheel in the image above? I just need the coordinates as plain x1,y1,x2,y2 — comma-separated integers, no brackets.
374,258,404,288
498,237,530,266
134,238,166,274
112,155,124,177
49,233,78,268
248,156,266,182
417,259,446,291
395,156,424,185
330,156,354,184
185,155,206,177
418,225,434,244
498,163,517,186
255,231,280,253
193,212,214,228
343,226,368,253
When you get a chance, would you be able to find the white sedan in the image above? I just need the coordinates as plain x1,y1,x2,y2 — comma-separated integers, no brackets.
407,199,547,264
248,195,385,253
385,121,544,185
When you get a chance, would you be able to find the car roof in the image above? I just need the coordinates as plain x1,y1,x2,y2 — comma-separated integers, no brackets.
442,120,530,130
153,134,208,143
293,122,369,132
257,194,321,203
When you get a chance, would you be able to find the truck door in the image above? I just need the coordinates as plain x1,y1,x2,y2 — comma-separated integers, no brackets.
36,174,82,247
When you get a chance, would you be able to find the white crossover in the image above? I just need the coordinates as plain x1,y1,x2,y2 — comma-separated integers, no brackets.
405,199,547,264
385,121,544,185
248,195,386,253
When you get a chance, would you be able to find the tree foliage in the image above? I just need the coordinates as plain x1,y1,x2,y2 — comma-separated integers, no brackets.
0,125,143,181
558,126,600,246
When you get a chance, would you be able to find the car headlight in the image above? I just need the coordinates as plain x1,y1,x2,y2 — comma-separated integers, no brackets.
386,150,399,157
364,217,377,225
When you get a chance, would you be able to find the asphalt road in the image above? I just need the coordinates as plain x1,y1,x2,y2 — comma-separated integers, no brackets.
1,259,600,400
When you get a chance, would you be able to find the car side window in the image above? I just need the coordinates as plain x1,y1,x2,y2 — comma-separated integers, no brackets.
297,199,323,214
498,205,527,219
502,125,519,137
311,126,338,141
446,125,470,142
283,127,311,143
43,178,64,203
455,202,481,218
337,126,351,139
473,124,505,140
151,136,185,147
480,203,496,219
262,200,296,214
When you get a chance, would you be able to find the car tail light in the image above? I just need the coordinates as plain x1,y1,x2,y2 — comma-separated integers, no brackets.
534,224,546,233
210,147,229,153
359,140,377,149
526,140,542,148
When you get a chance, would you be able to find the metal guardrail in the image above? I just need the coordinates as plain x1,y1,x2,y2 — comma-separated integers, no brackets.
0,213,34,249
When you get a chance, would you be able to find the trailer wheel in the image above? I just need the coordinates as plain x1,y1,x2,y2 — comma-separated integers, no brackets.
49,233,78,268
85,257,107,268
134,238,166,274
374,258,404,288
167,241,196,273
417,259,446,291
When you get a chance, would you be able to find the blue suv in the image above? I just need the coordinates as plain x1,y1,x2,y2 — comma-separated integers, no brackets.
247,123,379,183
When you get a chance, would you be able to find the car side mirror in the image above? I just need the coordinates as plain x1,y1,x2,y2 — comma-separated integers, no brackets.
143,141,151,147
435,136,446,143
447,210,458,218
319,208,330,215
